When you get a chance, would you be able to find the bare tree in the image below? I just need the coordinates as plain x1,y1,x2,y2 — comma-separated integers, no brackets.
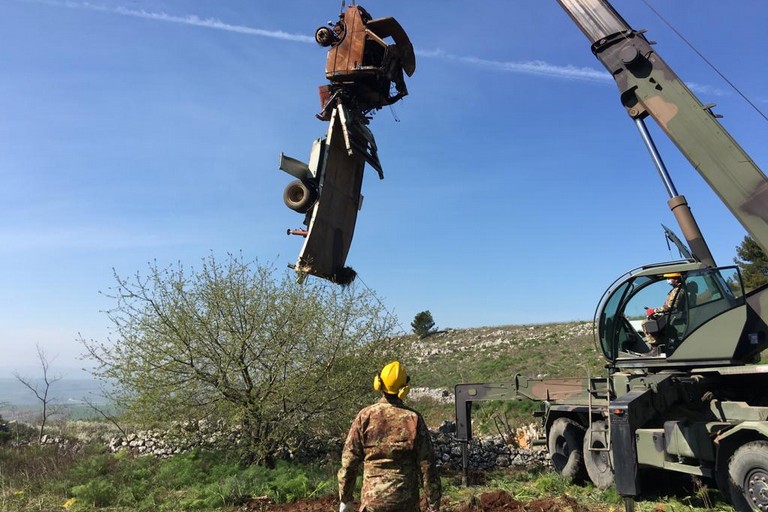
14,344,63,442
82,396,126,437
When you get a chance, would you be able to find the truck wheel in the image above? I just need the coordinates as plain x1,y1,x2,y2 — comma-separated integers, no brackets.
548,417,586,483
283,180,317,214
728,440,768,512
315,26,335,47
584,421,614,489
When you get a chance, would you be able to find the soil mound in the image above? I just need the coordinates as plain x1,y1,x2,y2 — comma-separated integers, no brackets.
244,493,339,511
455,492,589,512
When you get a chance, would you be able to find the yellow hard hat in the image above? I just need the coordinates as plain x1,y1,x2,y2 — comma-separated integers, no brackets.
663,272,683,279
373,361,410,399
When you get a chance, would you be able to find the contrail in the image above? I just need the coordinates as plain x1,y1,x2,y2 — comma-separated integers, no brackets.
417,48,610,83
23,0,710,86
19,0,315,43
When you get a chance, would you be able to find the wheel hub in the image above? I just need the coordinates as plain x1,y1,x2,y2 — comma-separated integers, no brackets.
746,468,768,510
591,450,610,473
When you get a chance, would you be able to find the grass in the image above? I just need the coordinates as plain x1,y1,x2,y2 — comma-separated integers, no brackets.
439,467,735,511
0,321,741,511
1,443,736,511
0,445,337,512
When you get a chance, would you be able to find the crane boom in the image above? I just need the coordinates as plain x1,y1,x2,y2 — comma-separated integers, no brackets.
558,0,768,259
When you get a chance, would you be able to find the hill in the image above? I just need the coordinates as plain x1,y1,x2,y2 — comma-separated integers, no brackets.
408,321,603,389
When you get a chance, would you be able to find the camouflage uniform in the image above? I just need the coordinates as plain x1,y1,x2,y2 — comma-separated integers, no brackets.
643,281,684,346
338,395,441,512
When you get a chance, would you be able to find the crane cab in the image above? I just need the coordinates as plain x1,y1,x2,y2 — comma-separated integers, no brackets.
595,263,758,367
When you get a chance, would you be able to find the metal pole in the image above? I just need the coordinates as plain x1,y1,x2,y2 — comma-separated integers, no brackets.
634,118,678,199
461,440,468,486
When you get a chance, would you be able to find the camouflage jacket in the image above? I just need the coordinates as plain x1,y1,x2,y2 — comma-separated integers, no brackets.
658,284,684,313
338,395,441,512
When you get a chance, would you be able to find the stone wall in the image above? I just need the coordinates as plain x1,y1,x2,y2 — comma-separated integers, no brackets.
103,419,550,471
107,419,243,458
431,431,548,470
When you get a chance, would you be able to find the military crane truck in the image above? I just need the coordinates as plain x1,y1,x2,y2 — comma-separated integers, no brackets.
455,2,768,511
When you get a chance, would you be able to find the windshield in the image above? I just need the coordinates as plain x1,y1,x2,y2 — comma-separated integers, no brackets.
598,266,745,360
598,276,653,359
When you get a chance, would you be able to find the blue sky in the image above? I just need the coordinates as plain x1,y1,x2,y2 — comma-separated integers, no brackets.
2,0,767,375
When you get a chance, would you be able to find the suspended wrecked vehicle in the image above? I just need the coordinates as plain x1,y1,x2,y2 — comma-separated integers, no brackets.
279,4,415,284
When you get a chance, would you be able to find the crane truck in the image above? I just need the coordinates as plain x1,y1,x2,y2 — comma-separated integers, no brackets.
455,2,768,511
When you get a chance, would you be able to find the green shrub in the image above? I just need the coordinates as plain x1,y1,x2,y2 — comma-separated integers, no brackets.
70,477,116,507
155,451,213,490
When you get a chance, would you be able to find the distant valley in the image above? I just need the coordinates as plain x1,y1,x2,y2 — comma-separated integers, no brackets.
0,377,108,407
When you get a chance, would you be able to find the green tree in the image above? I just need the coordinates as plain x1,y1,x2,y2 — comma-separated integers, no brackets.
734,235,768,291
83,254,403,464
411,310,436,338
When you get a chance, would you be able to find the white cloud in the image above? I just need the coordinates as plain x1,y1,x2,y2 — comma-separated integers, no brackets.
684,82,727,97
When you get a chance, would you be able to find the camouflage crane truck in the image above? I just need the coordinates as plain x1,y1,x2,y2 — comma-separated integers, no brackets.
455,2,768,511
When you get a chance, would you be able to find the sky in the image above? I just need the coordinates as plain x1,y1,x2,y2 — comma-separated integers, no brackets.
1,0,767,376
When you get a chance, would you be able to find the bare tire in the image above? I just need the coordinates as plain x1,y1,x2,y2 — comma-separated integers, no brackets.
548,417,586,483
315,26,335,47
283,180,317,213
584,421,614,489
728,440,768,511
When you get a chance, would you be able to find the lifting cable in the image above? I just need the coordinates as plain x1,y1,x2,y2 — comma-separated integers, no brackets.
641,0,768,124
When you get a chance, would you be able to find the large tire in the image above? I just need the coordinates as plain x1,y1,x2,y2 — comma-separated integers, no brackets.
728,440,768,511
583,421,614,489
283,180,317,214
315,26,335,47
548,417,586,483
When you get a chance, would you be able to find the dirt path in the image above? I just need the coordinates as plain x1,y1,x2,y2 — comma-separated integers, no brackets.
245,491,606,511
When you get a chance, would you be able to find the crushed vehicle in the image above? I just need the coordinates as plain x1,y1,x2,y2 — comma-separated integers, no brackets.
279,4,415,284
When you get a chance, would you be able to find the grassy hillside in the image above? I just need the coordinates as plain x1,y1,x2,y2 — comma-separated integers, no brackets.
408,321,604,389
0,321,734,511
401,321,607,431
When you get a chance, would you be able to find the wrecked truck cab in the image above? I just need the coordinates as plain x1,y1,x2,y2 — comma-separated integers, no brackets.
316,5,416,119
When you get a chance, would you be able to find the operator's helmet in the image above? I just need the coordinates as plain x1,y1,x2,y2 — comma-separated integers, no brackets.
663,272,683,285
373,361,411,399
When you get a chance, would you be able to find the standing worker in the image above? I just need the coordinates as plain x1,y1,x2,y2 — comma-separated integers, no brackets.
338,361,441,512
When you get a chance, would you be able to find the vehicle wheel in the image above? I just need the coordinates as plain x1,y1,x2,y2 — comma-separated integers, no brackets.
548,417,586,483
728,440,768,511
315,26,335,47
283,180,317,213
584,421,614,489
716,457,733,504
